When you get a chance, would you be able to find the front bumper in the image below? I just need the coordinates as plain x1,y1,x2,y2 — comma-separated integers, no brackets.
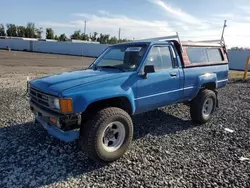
30,101,80,142
35,115,80,142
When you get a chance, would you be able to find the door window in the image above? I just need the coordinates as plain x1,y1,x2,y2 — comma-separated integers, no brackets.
159,46,173,69
145,46,173,71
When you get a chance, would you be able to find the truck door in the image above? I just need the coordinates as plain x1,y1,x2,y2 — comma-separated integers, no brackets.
135,45,182,113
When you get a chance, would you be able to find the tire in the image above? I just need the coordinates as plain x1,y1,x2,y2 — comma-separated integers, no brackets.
190,89,217,124
80,107,133,163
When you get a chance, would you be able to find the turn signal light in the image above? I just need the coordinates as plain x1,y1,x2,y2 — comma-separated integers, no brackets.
60,99,73,113
49,117,57,124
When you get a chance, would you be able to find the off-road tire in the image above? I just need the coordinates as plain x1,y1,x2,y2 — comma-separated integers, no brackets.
80,107,133,163
190,89,217,124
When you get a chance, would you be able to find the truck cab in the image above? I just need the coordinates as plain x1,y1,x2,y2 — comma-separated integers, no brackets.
28,34,229,163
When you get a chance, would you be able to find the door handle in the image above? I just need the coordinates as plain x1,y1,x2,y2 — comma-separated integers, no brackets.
170,72,177,77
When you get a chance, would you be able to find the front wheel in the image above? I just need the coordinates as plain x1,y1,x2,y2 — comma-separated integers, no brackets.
80,107,133,163
190,89,217,124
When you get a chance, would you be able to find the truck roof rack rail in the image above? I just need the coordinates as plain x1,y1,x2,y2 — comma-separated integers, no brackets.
136,32,183,52
135,31,226,52
196,39,221,43
195,37,226,47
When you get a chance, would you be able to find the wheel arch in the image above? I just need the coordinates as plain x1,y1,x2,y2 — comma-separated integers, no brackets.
81,96,134,124
191,73,218,100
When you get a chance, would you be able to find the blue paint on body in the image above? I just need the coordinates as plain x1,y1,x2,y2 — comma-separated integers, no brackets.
36,117,80,142
30,41,229,142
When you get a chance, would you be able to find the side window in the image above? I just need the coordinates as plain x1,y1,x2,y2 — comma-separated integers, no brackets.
145,46,162,71
145,46,173,71
207,48,223,62
159,46,173,69
187,48,209,63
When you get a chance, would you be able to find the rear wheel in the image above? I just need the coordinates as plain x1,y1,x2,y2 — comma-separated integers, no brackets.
190,89,217,124
80,107,133,163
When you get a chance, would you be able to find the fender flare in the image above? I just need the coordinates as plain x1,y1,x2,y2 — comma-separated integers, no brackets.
192,73,217,99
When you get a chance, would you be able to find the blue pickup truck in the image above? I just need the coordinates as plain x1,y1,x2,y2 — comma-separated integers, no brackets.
28,34,229,163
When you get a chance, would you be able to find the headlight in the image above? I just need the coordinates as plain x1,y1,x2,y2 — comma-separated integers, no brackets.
54,98,60,109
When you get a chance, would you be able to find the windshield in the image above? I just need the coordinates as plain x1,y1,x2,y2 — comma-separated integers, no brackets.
90,44,148,71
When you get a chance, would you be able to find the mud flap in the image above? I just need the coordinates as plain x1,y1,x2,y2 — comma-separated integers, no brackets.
215,90,219,108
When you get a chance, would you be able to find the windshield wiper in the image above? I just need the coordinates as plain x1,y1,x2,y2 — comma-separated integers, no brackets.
98,66,125,72
92,64,97,70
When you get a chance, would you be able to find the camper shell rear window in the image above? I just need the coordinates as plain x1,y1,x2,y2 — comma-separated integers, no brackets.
186,47,224,64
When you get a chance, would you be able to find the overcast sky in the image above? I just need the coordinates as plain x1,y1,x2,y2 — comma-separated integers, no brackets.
2,0,250,47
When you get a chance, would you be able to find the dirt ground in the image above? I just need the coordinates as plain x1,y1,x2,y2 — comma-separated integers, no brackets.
0,50,95,74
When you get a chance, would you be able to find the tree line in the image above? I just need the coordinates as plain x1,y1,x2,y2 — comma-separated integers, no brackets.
0,23,42,39
230,47,250,50
0,22,132,44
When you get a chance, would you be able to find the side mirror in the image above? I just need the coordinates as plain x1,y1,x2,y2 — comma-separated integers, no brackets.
143,65,155,78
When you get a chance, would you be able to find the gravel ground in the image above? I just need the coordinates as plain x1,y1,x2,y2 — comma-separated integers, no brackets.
0,50,250,187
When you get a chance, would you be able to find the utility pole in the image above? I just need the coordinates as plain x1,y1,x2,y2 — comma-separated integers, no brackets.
220,20,227,45
84,21,87,35
118,28,121,42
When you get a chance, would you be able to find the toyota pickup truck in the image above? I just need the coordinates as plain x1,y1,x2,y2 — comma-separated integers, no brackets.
28,34,229,163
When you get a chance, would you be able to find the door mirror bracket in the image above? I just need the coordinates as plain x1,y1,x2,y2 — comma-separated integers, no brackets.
142,65,155,79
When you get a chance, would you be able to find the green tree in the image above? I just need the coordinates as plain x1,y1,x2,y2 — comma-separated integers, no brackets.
17,26,26,37
46,28,54,39
91,32,98,41
35,27,43,39
120,38,132,43
6,24,17,37
25,22,36,38
0,24,6,36
58,33,67,41
103,34,110,44
71,30,81,40
97,33,103,43
54,35,59,40
97,33,110,44
108,36,118,44
81,33,89,41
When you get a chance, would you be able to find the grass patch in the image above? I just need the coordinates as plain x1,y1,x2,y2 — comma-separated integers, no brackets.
229,70,245,80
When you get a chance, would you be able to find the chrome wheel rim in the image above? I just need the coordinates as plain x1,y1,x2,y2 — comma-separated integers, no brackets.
102,121,126,152
202,98,214,116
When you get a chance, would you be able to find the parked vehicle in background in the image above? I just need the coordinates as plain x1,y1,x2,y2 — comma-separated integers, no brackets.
28,33,229,163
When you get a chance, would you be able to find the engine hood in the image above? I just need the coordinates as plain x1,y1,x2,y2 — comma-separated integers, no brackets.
30,69,132,96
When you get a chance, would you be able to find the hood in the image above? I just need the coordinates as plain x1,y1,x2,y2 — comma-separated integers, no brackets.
30,69,132,96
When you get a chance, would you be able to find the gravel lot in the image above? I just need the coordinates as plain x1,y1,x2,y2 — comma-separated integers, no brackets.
0,50,249,187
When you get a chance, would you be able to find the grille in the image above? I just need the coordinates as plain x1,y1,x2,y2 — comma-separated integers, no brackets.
29,87,50,108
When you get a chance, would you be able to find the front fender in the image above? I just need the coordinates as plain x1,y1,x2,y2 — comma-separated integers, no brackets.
70,86,136,114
